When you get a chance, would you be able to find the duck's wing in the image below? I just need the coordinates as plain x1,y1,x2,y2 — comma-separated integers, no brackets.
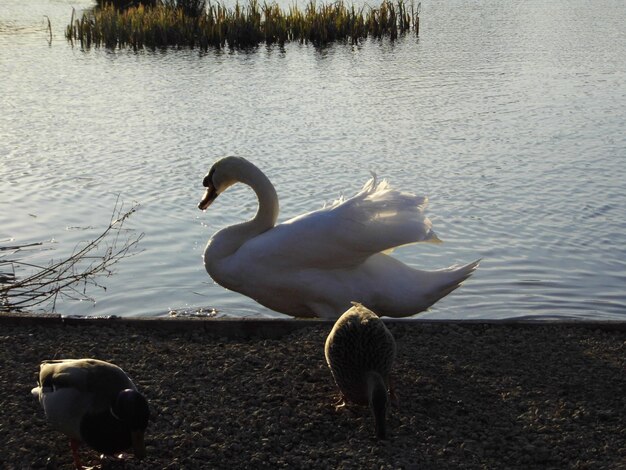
35,359,135,411
239,176,439,269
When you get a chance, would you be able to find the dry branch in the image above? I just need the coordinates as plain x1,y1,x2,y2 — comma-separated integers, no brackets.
0,201,143,314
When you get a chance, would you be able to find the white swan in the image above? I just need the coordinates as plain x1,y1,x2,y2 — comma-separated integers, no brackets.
198,156,479,319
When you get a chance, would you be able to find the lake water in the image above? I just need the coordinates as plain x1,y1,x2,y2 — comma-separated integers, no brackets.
2,0,626,320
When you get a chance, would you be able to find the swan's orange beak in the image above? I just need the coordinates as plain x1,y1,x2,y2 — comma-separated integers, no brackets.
198,185,218,211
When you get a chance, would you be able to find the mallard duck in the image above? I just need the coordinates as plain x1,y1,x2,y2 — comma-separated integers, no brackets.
31,358,150,469
198,156,479,319
324,303,397,439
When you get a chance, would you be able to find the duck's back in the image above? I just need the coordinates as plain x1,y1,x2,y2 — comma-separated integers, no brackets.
325,304,396,405
38,359,135,399
33,359,136,441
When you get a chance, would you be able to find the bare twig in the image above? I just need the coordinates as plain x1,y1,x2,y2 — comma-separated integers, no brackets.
0,241,43,252
0,201,144,314
43,15,52,45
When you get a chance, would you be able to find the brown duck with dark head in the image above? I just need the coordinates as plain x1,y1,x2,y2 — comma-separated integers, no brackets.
325,302,397,439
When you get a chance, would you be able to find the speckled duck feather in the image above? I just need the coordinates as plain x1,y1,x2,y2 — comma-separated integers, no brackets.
324,303,396,405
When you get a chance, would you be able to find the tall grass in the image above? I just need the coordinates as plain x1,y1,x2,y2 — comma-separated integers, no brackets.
66,0,421,50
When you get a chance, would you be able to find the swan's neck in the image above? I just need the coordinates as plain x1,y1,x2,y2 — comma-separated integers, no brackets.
204,162,279,279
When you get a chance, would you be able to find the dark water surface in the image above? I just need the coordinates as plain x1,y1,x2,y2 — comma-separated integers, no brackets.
2,0,626,319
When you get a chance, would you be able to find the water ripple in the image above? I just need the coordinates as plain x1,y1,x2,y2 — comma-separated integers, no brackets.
2,0,626,319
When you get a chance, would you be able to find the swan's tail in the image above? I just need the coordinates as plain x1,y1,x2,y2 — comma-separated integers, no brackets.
413,259,481,313
417,259,480,312
375,259,480,318
439,259,480,291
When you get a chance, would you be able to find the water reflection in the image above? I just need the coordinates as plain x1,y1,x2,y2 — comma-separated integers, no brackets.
2,0,626,320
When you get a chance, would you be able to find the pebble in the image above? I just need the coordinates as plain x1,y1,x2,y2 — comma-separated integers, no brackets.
1,321,624,468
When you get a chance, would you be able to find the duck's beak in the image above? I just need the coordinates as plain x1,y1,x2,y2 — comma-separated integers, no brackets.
198,184,218,210
131,430,147,460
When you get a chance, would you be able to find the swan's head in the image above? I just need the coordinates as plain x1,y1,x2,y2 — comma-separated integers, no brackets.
198,157,246,210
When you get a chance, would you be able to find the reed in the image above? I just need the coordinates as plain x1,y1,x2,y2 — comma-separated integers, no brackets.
66,0,421,50
95,0,158,9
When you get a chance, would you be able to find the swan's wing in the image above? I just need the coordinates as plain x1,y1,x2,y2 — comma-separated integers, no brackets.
237,176,439,269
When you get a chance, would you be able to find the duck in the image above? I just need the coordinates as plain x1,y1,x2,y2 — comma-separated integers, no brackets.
325,302,397,439
31,358,150,470
198,156,479,319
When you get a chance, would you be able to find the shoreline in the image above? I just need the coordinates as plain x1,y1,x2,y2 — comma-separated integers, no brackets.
2,312,626,338
1,316,624,468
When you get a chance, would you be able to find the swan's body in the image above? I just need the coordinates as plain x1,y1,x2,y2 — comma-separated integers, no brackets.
325,303,396,439
31,358,149,470
198,156,478,319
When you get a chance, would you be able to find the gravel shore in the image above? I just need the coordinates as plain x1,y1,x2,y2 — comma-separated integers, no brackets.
0,317,624,469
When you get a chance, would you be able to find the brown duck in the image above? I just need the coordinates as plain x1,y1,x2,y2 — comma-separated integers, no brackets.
325,302,397,439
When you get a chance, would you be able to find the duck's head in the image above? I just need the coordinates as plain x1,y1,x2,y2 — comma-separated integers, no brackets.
198,156,249,210
367,372,389,440
112,389,150,459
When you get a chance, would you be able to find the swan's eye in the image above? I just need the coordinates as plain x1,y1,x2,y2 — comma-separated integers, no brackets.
203,168,215,188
